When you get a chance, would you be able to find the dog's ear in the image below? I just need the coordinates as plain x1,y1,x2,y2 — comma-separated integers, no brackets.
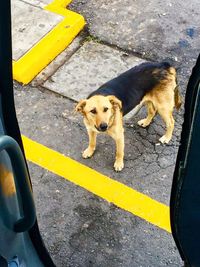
108,95,122,110
75,99,87,114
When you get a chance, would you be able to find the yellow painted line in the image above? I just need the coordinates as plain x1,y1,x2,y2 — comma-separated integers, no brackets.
13,0,85,84
22,135,171,233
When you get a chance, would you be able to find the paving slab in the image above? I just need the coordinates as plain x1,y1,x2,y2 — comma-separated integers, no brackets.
44,40,145,101
12,0,63,61
32,33,85,86
22,0,53,8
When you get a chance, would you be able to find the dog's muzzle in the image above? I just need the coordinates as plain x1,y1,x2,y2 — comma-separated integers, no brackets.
97,123,108,132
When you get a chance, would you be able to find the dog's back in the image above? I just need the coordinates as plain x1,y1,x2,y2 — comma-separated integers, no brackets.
88,62,176,115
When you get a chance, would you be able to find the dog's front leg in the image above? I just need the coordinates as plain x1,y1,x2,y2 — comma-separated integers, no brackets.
113,133,124,172
82,129,97,158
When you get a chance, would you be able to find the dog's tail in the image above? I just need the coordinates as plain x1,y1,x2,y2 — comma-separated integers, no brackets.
174,83,182,110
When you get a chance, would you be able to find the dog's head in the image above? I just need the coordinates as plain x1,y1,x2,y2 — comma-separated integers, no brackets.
75,95,122,132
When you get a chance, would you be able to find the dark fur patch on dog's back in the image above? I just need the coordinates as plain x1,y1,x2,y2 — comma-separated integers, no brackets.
88,62,175,115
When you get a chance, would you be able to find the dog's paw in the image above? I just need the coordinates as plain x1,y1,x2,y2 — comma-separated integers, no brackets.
82,148,95,158
137,118,150,128
114,160,124,172
159,135,171,144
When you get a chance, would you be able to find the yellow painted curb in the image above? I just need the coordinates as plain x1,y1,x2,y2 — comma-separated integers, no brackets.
13,0,85,84
22,135,171,233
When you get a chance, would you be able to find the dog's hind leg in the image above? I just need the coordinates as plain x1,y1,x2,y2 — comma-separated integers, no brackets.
158,108,174,144
82,129,97,158
138,101,156,127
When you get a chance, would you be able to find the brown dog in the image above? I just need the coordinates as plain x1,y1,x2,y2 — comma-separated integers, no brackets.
76,62,181,171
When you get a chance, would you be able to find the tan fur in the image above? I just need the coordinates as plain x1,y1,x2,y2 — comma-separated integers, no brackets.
138,67,181,144
76,67,181,171
174,85,182,110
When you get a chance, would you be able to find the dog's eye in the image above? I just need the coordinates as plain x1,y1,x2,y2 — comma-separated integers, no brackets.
90,109,97,114
103,107,108,112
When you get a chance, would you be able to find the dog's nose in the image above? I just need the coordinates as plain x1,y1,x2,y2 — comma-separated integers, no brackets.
99,123,108,132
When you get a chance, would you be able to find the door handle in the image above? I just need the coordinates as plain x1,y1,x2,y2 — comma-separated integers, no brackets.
0,135,36,232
